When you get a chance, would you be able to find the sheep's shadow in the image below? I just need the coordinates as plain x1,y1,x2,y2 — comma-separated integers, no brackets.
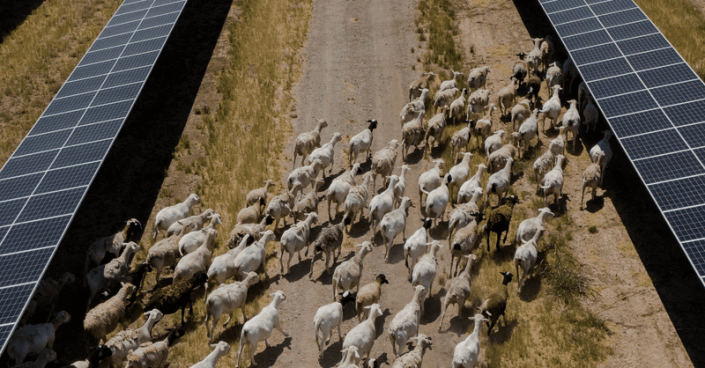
319,338,344,368
584,194,605,213
253,336,292,368
404,147,425,165
441,307,473,336
347,217,372,238
212,319,243,345
546,194,570,215
280,257,312,283
518,272,542,303
373,309,393,339
421,294,442,324
489,318,519,345
428,222,449,240
376,239,406,265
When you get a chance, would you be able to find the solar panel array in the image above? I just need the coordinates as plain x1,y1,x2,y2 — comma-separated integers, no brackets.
0,0,186,352
538,0,705,287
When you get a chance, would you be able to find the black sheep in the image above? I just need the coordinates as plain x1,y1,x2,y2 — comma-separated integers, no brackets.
479,271,513,336
482,195,519,253
309,218,350,279
144,271,207,324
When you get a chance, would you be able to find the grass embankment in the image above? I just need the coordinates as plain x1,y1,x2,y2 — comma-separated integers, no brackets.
634,0,705,78
0,0,122,166
416,0,613,366
128,0,312,366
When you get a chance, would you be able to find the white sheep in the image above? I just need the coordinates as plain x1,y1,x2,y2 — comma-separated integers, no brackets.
408,72,436,101
561,99,581,149
518,108,539,158
515,207,553,244
236,199,266,225
227,215,273,248
313,302,344,354
387,285,425,357
105,309,164,367
486,134,518,174
379,197,414,262
207,235,253,289
404,219,432,278
485,158,513,206
369,176,401,237
7,311,70,365
84,218,141,275
439,255,476,331
457,165,486,204
527,38,543,75
332,241,373,301
541,36,555,71
232,231,275,281
497,78,518,117
466,66,490,90
173,228,218,283
400,91,428,127
466,89,491,121
205,272,260,342
393,165,410,207
290,178,322,221
146,232,187,284
433,87,459,110
349,120,378,165
451,314,489,368
448,88,468,124
192,341,230,368
514,228,545,293
339,346,361,368
236,291,289,368
422,173,451,227
450,120,473,163
153,193,200,240
440,70,464,91
86,242,140,312
475,103,496,147
548,126,566,159
287,158,323,199
449,153,473,204
84,283,136,343
343,172,374,228
449,215,482,277
584,95,598,133
265,190,294,230
390,334,433,368
123,328,184,368
371,139,400,192
510,98,531,131
308,132,343,178
424,108,447,150
245,180,276,207
484,129,504,158
418,159,445,205
279,212,318,274
541,155,565,207
590,131,613,186
341,303,383,364
532,150,554,192
179,226,218,256
326,163,360,220
581,151,604,209
448,189,483,244
293,118,328,169
545,61,562,92
401,111,426,160
540,85,563,132
166,209,214,237
411,241,441,314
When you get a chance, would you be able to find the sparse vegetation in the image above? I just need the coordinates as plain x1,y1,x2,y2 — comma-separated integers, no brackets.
417,0,463,70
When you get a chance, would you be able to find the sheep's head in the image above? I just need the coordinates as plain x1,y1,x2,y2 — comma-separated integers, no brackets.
410,334,433,350
144,309,164,323
89,345,113,361
259,230,276,245
188,193,201,204
413,285,426,299
375,274,389,285
315,118,328,129
422,218,433,229
341,346,360,364
367,119,378,131
209,341,230,355
364,303,383,319
469,313,490,324
306,212,319,225
500,271,514,285
331,132,343,144
59,272,76,285
270,290,287,303
244,272,260,285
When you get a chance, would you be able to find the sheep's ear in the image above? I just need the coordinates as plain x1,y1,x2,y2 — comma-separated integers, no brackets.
210,344,217,348
363,306,372,310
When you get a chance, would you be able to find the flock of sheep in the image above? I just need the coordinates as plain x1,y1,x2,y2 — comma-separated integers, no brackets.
4,33,614,368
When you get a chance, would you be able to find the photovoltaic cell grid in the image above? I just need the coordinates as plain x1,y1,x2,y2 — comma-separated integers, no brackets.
538,0,705,287
0,0,186,353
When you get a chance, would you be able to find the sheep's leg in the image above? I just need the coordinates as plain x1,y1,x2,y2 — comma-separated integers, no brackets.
389,335,397,357
337,324,343,341
275,319,289,337
438,297,449,332
235,339,246,368
496,231,502,252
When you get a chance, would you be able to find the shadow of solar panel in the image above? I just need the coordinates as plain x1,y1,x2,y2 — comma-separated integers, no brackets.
556,17,601,37
634,150,705,184
0,199,27,227
638,63,695,88
57,75,106,99
590,0,637,15
621,128,687,159
598,90,657,117
650,175,705,211
13,130,71,157
598,7,647,27
44,92,95,116
29,111,85,136
79,100,133,126
609,109,671,137
571,43,622,65
50,140,112,169
607,20,658,41
564,29,612,49
661,101,705,127
0,216,71,255
0,248,56,288
35,162,101,195
0,175,43,202
0,152,57,180
0,285,36,324
545,0,586,13
67,119,123,146
683,240,705,276
548,6,593,25
16,188,84,223
588,72,643,99
665,206,705,242
651,80,705,106
579,57,632,81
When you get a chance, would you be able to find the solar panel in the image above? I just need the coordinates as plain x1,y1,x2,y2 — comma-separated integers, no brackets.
538,0,705,287
0,0,187,353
